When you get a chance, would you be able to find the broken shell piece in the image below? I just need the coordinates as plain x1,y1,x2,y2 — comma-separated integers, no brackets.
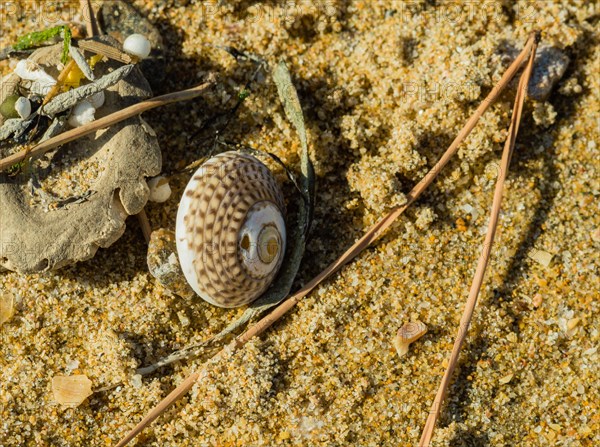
147,176,171,203
14,59,56,95
15,97,31,119
52,374,93,407
393,321,428,357
68,100,96,127
123,34,152,59
0,291,15,325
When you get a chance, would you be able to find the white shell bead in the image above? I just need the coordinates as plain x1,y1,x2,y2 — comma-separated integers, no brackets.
123,34,152,59
14,96,31,119
176,151,286,308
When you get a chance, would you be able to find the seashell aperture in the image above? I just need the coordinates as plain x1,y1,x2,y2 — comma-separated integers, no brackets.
176,151,286,308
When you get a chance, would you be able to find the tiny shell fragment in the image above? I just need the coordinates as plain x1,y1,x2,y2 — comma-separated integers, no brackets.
393,321,427,357
499,373,514,384
52,374,93,407
147,176,171,203
528,249,553,267
0,291,15,325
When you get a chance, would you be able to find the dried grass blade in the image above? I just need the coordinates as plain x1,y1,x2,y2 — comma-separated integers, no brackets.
113,33,537,447
418,33,540,447
0,75,217,173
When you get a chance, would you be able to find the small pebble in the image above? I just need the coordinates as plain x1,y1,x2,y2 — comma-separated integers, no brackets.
532,294,543,308
123,34,152,59
499,373,514,384
14,96,31,119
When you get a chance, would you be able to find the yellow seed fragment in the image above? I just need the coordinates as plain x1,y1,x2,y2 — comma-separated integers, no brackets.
52,375,93,407
393,321,427,357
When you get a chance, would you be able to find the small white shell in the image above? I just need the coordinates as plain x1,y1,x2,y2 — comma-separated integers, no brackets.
68,100,96,127
176,151,286,308
14,59,56,95
14,96,31,119
147,176,171,203
123,34,152,59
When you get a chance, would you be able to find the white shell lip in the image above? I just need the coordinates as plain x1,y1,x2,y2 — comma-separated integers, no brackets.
238,201,286,278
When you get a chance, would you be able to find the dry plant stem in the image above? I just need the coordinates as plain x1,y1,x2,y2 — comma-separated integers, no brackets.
137,209,152,243
114,33,537,447
80,0,100,37
418,35,539,447
0,75,216,173
42,59,77,106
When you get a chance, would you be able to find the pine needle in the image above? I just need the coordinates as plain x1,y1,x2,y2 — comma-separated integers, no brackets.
417,32,540,446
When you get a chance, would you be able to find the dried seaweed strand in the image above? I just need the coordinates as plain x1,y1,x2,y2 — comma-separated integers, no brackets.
0,75,217,173
418,33,539,447
113,32,538,447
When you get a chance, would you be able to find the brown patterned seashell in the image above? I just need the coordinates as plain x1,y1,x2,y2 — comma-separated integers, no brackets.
175,151,286,308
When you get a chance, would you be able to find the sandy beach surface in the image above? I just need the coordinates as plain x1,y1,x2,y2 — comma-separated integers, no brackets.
1,1,598,446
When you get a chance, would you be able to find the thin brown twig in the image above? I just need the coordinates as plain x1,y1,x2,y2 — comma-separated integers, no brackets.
113,32,538,447
80,0,100,37
137,209,152,244
418,33,539,446
42,59,77,106
0,75,217,173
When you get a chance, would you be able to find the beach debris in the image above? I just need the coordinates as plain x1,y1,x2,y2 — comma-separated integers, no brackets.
528,248,553,267
147,176,171,203
68,100,96,127
0,36,162,273
68,45,95,81
123,34,152,59
51,374,93,407
0,291,15,325
393,321,428,357
14,59,57,95
43,64,135,117
532,293,543,308
499,373,514,384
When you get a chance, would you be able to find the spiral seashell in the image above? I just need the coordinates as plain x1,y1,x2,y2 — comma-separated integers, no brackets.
176,151,286,308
